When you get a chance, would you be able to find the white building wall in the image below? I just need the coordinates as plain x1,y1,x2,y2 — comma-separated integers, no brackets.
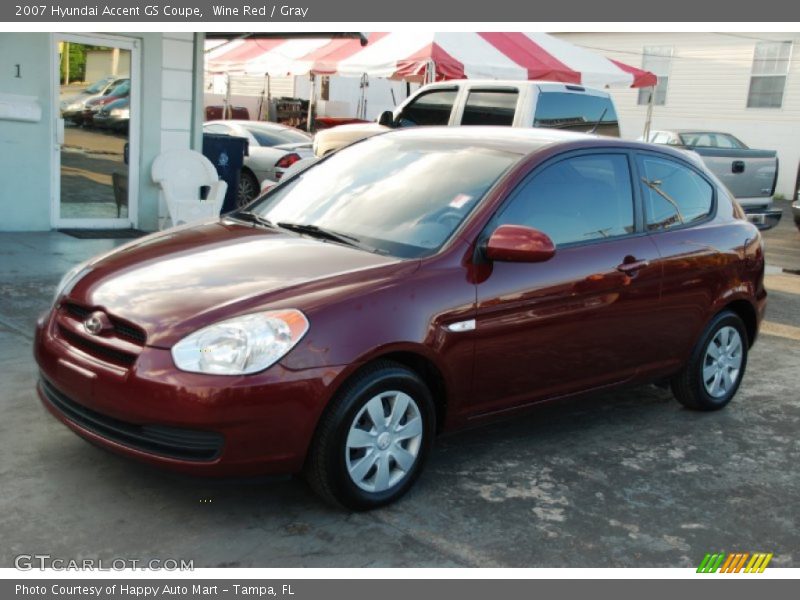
557,32,800,198
157,33,196,226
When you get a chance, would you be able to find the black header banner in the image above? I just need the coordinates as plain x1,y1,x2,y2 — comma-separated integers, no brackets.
2,0,799,22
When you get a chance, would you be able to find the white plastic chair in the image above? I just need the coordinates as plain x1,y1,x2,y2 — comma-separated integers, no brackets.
151,150,227,227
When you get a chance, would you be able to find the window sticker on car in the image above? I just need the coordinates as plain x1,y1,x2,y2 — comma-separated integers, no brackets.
449,193,473,209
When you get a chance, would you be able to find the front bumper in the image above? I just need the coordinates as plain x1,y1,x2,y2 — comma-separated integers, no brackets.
34,309,345,477
93,115,128,131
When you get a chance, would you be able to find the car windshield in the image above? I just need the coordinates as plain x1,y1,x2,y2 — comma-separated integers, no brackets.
85,78,111,94
244,125,310,147
108,80,130,97
244,136,521,258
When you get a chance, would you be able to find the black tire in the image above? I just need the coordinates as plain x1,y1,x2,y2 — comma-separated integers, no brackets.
237,169,260,207
671,310,748,411
305,361,436,510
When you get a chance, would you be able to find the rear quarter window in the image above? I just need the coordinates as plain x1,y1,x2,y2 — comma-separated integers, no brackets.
638,155,714,230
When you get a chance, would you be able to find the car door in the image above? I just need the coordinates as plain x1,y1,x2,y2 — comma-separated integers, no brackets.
469,151,663,417
634,151,726,369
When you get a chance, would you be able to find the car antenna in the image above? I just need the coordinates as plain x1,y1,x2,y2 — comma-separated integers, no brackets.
587,108,608,134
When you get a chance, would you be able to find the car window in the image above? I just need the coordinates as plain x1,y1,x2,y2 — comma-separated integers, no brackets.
243,126,310,147
396,89,457,127
680,133,714,147
638,155,714,230
248,136,520,258
461,90,518,126
108,80,130,97
496,154,635,246
713,134,744,149
651,132,670,144
534,92,619,135
85,78,111,94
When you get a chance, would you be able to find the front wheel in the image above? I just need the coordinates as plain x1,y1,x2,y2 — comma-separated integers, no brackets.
305,361,436,510
671,310,748,411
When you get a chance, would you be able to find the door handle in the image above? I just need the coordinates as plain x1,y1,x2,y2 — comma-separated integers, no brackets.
616,258,650,274
732,160,745,174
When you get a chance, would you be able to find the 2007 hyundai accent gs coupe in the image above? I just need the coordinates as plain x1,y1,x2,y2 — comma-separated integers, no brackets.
35,127,767,510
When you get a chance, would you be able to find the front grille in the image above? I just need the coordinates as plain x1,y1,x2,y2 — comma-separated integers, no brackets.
40,378,223,462
57,325,137,367
63,302,147,345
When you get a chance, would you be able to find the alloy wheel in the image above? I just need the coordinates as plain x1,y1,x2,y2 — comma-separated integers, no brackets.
702,325,743,398
345,391,424,493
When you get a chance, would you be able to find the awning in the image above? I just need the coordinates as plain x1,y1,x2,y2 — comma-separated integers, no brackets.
206,32,657,89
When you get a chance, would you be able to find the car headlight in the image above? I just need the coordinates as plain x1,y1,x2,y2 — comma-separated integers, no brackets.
171,310,309,375
110,108,129,118
53,261,91,304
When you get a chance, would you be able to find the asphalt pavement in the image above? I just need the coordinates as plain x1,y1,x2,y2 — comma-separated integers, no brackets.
0,221,798,568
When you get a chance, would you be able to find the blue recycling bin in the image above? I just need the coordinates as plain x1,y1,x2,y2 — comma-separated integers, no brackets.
202,133,249,213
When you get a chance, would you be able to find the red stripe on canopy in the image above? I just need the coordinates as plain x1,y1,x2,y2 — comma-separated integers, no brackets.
394,42,466,81
479,32,581,83
610,58,658,87
304,33,390,74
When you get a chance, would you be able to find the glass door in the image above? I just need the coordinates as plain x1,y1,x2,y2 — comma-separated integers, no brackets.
53,34,139,228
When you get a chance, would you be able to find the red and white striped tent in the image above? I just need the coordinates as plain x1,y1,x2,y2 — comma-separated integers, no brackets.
206,32,656,89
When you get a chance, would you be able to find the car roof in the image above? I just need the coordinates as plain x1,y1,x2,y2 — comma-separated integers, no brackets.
420,79,611,94
207,119,297,131
375,126,607,153
656,129,734,136
375,126,708,167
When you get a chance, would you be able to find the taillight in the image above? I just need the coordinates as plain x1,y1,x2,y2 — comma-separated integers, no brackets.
275,153,301,172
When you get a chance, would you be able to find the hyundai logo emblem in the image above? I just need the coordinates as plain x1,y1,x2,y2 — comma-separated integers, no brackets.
84,311,111,336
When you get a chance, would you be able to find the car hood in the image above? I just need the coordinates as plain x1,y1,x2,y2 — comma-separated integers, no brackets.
67,220,405,347
313,123,388,156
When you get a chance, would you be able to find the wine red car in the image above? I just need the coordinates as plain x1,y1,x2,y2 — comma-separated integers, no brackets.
35,127,767,509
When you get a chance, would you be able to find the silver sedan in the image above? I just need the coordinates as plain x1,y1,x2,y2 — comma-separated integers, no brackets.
203,120,314,205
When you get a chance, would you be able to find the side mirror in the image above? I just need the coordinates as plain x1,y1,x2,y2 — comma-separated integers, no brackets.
377,110,395,128
485,224,556,263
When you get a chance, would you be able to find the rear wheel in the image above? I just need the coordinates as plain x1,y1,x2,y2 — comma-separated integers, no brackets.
237,169,260,207
671,310,748,411
305,361,435,510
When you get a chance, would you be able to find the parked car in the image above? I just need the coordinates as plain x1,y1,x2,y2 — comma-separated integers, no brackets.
92,97,129,132
83,79,130,127
60,76,127,125
36,127,767,510
203,120,313,204
643,130,781,229
260,156,320,194
312,80,620,157
793,196,800,231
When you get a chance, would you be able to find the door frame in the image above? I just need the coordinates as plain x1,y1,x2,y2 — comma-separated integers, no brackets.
51,33,141,229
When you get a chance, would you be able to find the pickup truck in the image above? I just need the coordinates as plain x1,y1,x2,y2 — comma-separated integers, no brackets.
644,129,781,229
312,80,621,157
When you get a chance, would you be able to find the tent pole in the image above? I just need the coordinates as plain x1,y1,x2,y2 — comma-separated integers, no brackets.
224,73,232,120
643,85,655,140
307,73,316,132
266,75,271,121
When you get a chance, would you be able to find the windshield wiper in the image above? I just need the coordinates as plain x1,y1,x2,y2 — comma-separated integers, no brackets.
276,222,363,248
232,211,276,228
586,107,609,134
